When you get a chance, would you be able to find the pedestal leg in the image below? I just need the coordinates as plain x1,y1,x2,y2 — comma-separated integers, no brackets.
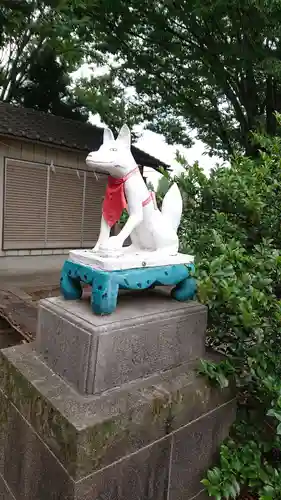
60,270,82,300
171,276,196,302
92,272,120,315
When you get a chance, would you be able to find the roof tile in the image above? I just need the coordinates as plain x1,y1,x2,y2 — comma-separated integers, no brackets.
0,102,170,170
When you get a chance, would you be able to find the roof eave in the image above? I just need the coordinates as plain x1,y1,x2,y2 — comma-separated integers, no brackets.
0,131,171,171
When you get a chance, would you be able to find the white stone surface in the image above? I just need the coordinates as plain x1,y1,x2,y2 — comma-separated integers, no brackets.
68,248,194,271
85,124,183,257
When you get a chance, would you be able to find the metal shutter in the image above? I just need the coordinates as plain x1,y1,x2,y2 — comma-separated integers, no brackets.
3,159,47,250
46,166,84,248
82,172,107,247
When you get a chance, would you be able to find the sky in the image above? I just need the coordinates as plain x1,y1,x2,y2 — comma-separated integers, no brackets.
72,63,223,189
135,128,222,187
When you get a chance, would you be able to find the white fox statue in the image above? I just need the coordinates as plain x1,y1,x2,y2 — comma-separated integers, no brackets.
86,124,183,257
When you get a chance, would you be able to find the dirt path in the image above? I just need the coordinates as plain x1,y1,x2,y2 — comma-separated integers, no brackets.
0,273,90,342
0,272,61,341
0,289,39,341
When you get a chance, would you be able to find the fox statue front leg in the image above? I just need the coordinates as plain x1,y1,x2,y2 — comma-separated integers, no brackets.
99,178,144,254
93,209,143,255
92,215,111,251
99,212,143,253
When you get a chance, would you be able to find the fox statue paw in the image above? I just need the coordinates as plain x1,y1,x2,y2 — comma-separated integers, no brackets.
98,236,124,256
92,242,100,252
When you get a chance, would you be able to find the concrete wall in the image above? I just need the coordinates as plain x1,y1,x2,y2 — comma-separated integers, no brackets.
0,135,88,272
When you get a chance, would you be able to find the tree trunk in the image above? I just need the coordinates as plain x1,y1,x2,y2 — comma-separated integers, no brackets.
266,76,277,136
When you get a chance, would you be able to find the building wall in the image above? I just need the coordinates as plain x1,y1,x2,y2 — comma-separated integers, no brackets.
0,135,91,272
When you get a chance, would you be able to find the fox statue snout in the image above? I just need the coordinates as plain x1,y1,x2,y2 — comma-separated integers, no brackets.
86,124,183,256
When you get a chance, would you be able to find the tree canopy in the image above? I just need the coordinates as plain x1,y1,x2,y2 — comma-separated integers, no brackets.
74,0,281,158
3,0,281,157
0,0,88,120
14,45,88,122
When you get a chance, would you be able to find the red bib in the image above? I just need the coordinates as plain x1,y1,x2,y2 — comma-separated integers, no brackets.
102,168,137,227
102,168,153,228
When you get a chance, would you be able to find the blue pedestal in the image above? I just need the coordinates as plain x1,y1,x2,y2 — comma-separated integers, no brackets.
60,260,196,315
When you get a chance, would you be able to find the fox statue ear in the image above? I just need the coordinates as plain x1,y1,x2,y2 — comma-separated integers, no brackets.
103,128,115,144
116,124,131,148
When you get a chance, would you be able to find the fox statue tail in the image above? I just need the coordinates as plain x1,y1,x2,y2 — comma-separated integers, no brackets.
161,183,183,232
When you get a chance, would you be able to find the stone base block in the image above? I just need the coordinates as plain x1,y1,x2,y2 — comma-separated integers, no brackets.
36,292,207,394
0,344,235,500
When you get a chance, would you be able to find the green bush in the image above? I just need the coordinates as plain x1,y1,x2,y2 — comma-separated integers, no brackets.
174,130,281,499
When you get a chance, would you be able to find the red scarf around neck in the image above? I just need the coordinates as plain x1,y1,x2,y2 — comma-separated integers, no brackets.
102,168,137,228
102,167,154,228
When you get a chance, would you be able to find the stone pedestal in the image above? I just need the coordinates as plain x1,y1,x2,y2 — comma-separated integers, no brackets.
0,290,236,500
36,292,207,394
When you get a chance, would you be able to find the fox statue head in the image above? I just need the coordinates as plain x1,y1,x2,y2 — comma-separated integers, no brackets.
86,124,137,178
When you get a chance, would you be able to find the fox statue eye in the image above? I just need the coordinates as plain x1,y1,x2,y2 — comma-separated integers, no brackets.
110,147,117,151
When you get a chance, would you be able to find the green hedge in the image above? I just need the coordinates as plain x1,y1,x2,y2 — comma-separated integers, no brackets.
174,128,281,499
